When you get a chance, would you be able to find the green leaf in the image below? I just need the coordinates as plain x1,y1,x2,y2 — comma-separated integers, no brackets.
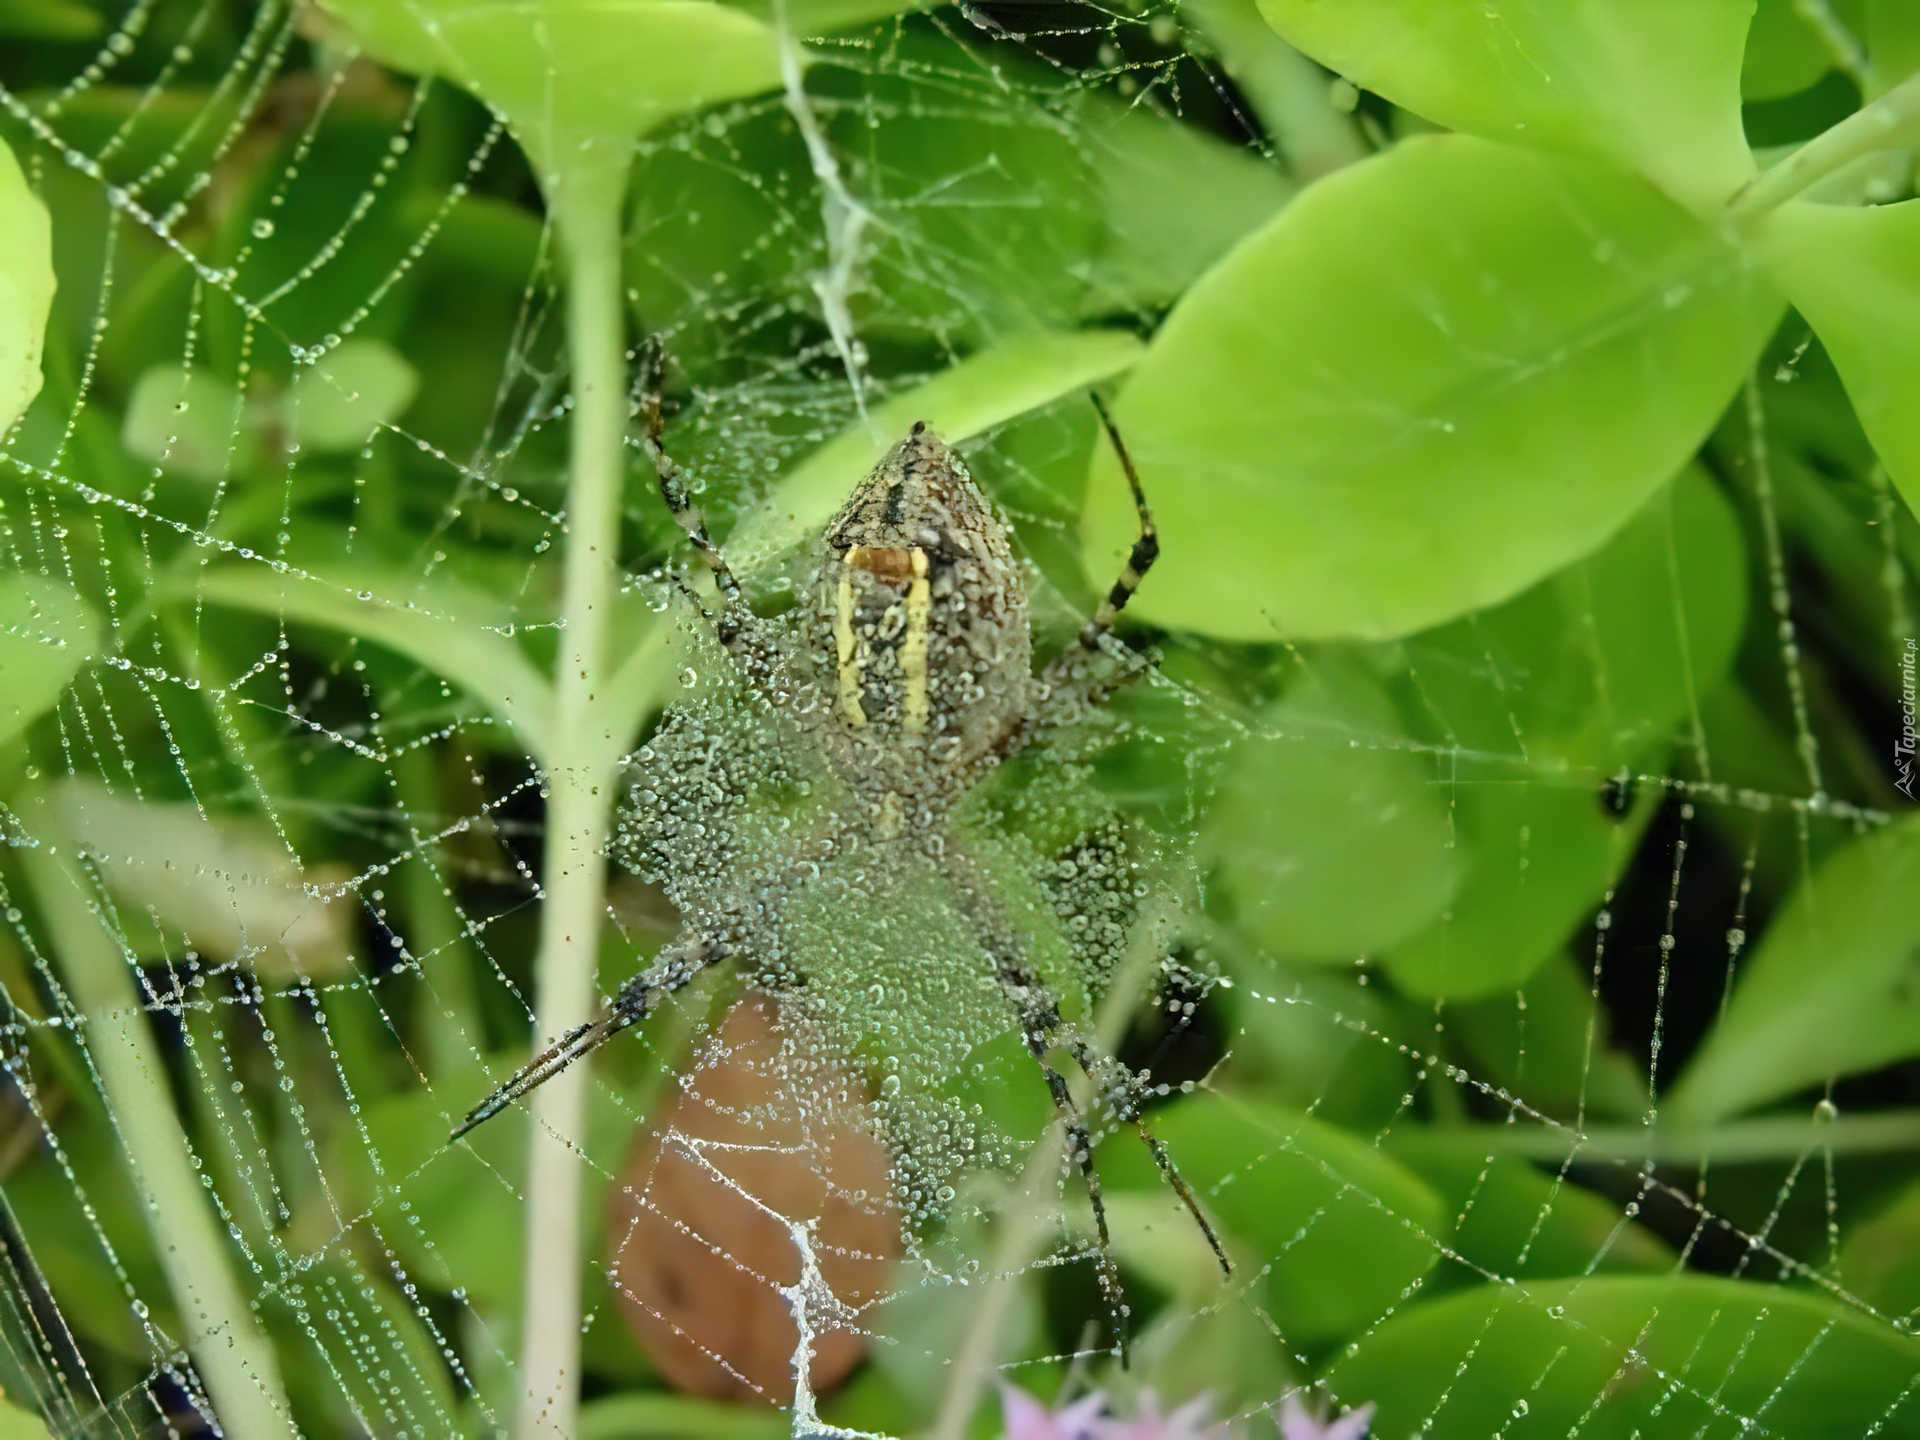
1871,0,1920,90
1102,1092,1444,1343
0,0,98,40
1449,955,1650,1123
1079,100,1294,318
1386,1144,1673,1279
1205,655,1462,963
1327,1275,1920,1438
731,329,1144,577
1840,1177,1920,1318
1757,198,1920,515
1253,0,1757,208
1378,781,1649,1001
1395,465,1748,777
287,338,420,452
1082,136,1779,643
49,780,355,984
0,1396,51,1438
1743,0,1849,100
121,365,250,482
1664,812,1920,1127
1374,467,1745,1000
578,1392,790,1440
0,134,53,436
318,0,787,198
0,574,97,746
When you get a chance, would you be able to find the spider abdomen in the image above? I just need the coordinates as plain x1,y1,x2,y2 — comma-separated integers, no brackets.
806,423,1030,796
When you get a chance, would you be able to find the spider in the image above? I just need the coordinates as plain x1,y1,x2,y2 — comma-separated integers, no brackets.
452,347,1229,1353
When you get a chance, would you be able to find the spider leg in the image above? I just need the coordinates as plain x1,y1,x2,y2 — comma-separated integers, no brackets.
448,932,725,1143
1067,392,1159,660
1065,1037,1231,1279
638,340,786,693
994,950,1132,1366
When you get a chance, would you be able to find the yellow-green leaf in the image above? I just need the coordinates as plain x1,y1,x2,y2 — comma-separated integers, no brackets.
0,133,53,435
1082,136,1779,642
1255,0,1757,209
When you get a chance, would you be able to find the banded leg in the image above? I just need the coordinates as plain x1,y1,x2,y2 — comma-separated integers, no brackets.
1067,1037,1231,1279
637,342,762,664
449,933,725,1142
993,949,1132,1364
1075,393,1159,654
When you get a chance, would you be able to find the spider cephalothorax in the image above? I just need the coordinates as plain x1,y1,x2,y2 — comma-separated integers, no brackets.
451,369,1220,1358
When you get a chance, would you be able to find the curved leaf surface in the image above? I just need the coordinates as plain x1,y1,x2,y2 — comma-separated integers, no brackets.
1205,655,1462,963
1082,136,1779,642
1759,197,1920,514
1665,811,1920,1126
1327,1275,1920,1439
0,575,97,746
319,0,786,194
1253,0,1756,208
1102,1091,1443,1343
0,134,53,436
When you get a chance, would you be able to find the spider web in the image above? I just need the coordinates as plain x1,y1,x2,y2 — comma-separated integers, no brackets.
0,3,1916,1438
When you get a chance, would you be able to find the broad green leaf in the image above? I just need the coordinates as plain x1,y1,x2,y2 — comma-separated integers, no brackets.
1205,656,1462,962
0,1397,50,1439
0,574,97,746
1102,1092,1443,1343
1082,136,1779,643
319,0,786,198
1387,1145,1672,1279
1743,0,1848,100
1378,781,1650,1000
1841,1177,1920,1318
1872,0,1920,90
1395,466,1748,777
0,0,96,40
578,1393,790,1440
1374,468,1744,999
732,329,1143,576
1079,100,1294,318
121,365,250,482
1253,0,1757,209
50,780,354,984
1327,1275,1920,1438
1665,812,1920,1127
1450,955,1650,1123
0,134,53,435
287,338,419,452
1758,198,1920,514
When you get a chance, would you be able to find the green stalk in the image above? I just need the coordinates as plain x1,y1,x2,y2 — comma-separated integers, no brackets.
1727,68,1920,222
24,843,299,1440
514,159,631,1440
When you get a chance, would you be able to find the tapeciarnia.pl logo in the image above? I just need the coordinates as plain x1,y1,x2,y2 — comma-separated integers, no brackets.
1899,637,1917,800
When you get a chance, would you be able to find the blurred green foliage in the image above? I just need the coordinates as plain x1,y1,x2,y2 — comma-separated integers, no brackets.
0,1,1918,1438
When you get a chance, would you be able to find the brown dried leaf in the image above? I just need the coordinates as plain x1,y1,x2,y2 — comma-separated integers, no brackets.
607,994,900,1404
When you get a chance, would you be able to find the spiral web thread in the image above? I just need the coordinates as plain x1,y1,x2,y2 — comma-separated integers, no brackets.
0,2,1913,1438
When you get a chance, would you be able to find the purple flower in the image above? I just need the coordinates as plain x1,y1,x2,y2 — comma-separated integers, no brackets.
1276,1395,1374,1440
999,1384,1107,1440
998,1386,1225,1440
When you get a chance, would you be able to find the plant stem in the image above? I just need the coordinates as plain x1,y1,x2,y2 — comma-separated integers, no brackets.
514,160,631,1440
1727,68,1920,223
1414,1110,1920,1164
24,843,299,1440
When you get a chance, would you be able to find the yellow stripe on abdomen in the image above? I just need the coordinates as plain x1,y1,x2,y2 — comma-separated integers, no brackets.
901,547,930,735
